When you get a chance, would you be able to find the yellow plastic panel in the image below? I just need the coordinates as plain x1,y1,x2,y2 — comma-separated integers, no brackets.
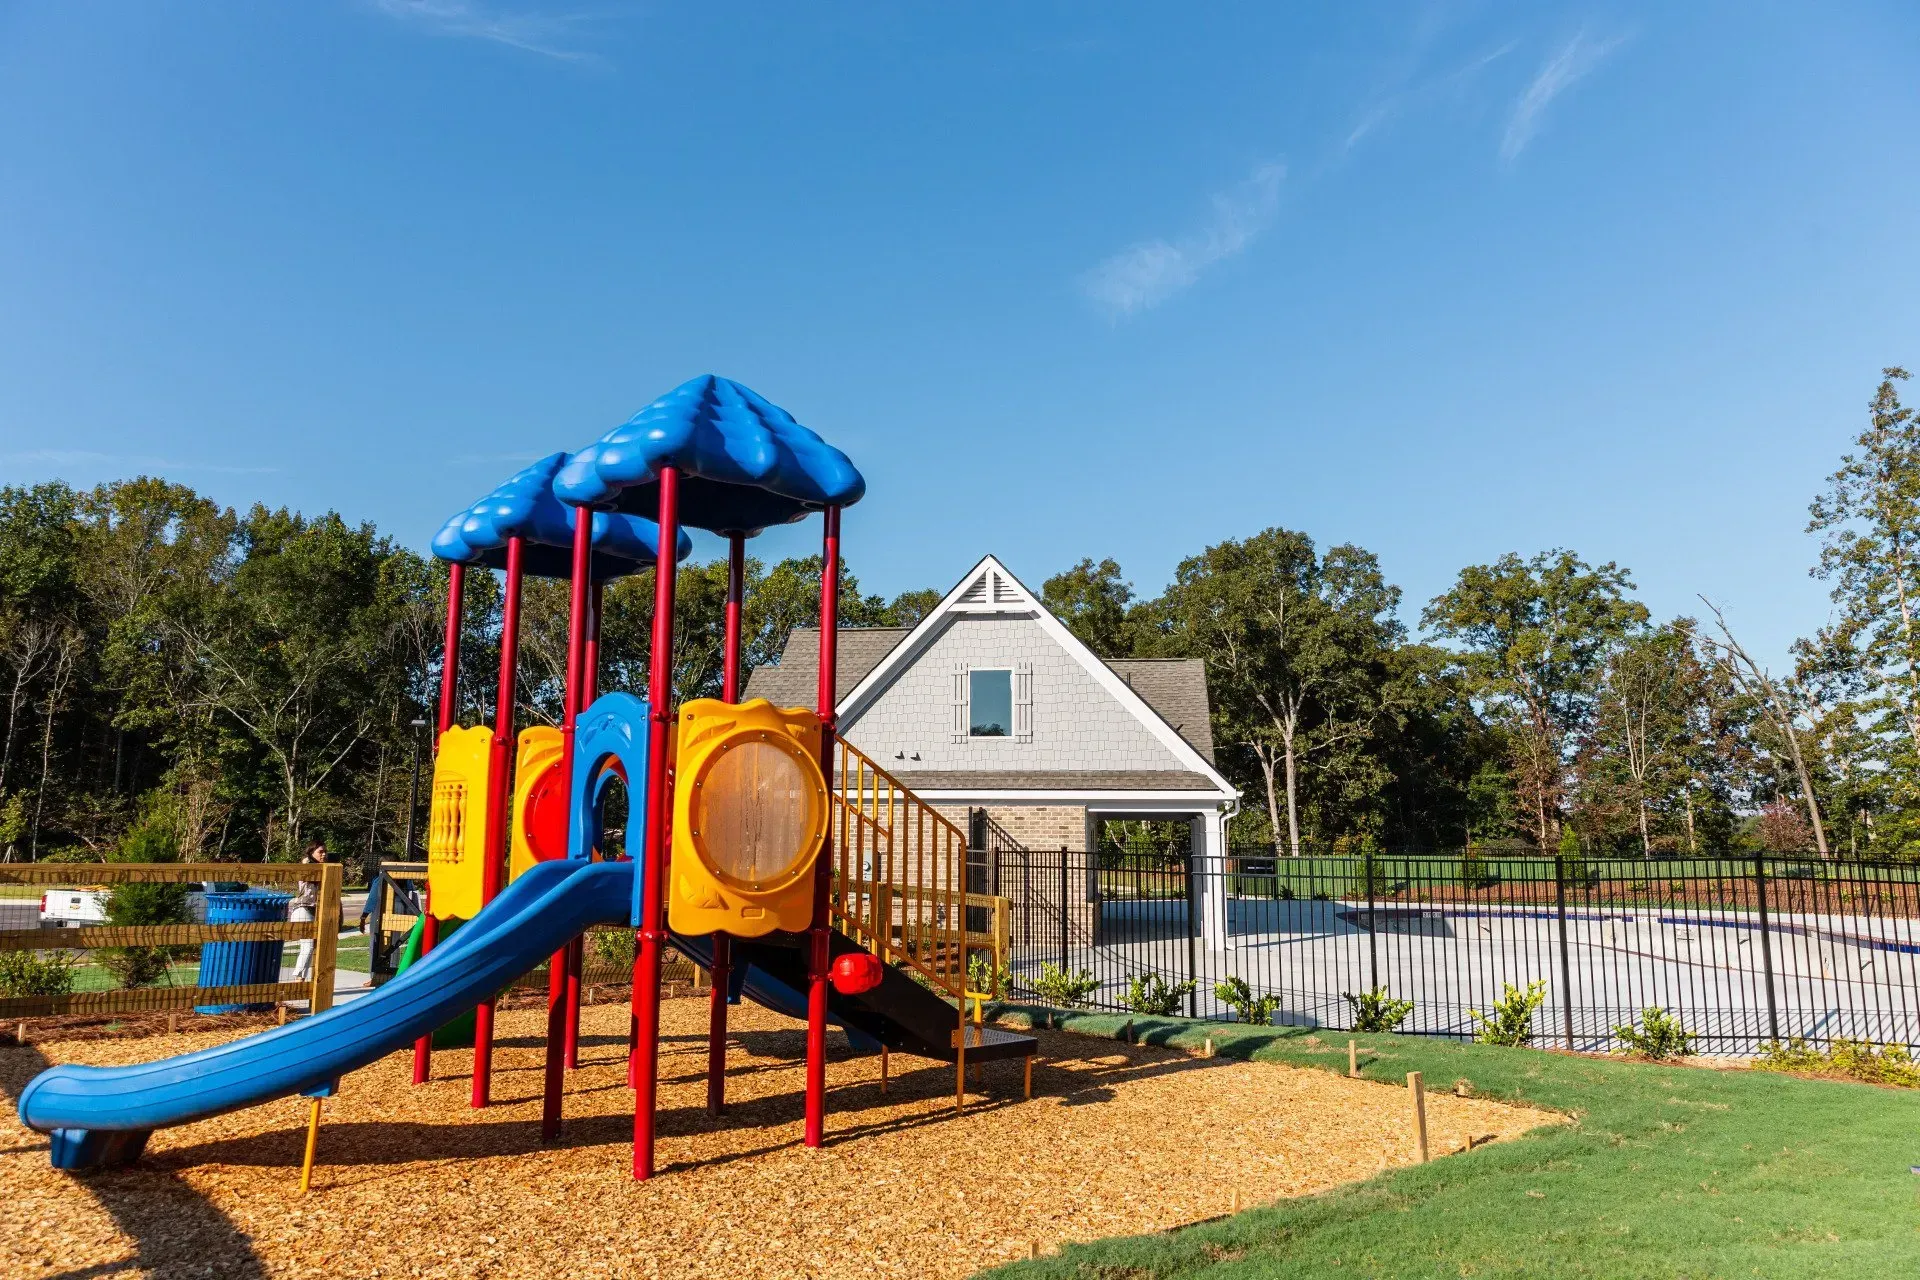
669,699,827,938
426,725,494,920
510,725,565,883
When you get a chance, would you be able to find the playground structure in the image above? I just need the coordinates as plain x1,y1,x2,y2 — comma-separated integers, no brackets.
16,374,1035,1181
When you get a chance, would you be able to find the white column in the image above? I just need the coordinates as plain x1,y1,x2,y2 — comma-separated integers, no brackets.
1193,808,1229,953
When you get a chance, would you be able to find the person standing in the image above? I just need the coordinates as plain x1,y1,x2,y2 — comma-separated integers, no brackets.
291,842,328,981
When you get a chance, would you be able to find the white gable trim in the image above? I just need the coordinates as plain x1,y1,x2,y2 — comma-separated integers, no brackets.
910,788,1232,807
836,554,1237,796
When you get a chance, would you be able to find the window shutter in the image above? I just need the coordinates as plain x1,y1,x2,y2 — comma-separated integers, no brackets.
1014,661,1033,742
951,662,968,742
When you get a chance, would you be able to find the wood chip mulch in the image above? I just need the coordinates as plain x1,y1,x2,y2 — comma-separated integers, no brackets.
1,998,1562,1279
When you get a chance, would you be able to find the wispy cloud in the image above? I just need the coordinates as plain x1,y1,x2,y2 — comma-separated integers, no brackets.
1081,162,1285,320
370,1,597,62
1344,40,1518,152
1501,29,1628,162
0,450,280,476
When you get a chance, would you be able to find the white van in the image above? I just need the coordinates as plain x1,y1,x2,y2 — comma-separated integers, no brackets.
40,884,214,927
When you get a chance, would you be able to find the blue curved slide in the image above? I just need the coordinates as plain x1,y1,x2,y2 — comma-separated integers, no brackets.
18,858,632,1170
20,854,1035,1173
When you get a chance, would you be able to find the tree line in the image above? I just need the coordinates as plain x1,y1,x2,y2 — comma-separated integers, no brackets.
0,368,1914,866
1043,368,1919,859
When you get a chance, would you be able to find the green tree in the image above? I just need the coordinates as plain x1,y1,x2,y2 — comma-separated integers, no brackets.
1041,558,1139,658
1157,529,1402,857
1804,367,1920,852
165,507,415,859
1423,551,1648,848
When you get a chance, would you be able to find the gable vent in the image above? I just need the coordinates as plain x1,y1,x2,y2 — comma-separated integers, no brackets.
993,574,1022,604
958,576,990,605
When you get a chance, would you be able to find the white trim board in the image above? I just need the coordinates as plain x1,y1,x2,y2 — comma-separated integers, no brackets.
908,789,1231,807
835,554,1239,797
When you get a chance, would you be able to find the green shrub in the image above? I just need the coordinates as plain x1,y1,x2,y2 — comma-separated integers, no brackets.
967,952,1008,999
1343,986,1414,1033
590,927,636,969
37,845,99,864
1029,962,1099,1009
1557,826,1595,887
101,881,193,989
1469,979,1548,1047
1122,973,1196,1015
1613,1007,1697,1061
1214,975,1281,1026
115,813,181,864
1757,1037,1920,1087
0,949,77,998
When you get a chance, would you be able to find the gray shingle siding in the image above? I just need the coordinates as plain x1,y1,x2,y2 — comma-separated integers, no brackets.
842,615,1184,772
749,627,1218,768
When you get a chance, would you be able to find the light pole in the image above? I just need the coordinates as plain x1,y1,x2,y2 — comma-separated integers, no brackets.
403,718,428,861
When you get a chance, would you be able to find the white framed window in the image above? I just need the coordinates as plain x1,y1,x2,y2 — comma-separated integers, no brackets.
968,668,1013,737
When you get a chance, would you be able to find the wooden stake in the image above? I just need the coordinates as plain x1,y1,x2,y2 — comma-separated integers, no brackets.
1230,1188,1241,1214
168,1013,179,1035
954,1015,967,1114
1407,1071,1429,1163
880,1045,889,1095
1023,1053,1033,1100
1123,1019,1134,1045
1349,1039,1358,1078
298,1098,322,1195
15,1020,27,1045
1028,1240,1040,1259
1204,1035,1214,1058
276,1004,288,1026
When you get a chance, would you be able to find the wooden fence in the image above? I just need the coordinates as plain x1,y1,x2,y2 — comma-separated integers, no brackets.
0,862,340,1019
368,860,697,990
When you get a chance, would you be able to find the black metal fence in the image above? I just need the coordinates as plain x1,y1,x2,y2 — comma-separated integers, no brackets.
984,848,1920,1055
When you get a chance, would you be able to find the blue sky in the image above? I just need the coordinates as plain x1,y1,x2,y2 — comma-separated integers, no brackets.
1,2,1916,669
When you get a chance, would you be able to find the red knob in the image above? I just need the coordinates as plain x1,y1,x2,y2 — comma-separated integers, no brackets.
830,951,885,995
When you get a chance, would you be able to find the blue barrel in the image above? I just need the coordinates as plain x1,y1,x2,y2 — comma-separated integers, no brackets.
196,891,293,1014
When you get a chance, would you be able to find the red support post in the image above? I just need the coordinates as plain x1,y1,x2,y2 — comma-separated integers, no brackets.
415,562,464,1086
633,468,681,1180
706,533,746,1116
805,506,840,1149
471,540,522,1108
542,508,594,1141
565,579,603,1071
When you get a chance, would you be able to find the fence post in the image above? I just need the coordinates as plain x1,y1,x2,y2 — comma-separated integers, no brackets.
309,861,342,1015
1554,854,1573,1050
1754,852,1781,1044
1183,849,1199,1018
1363,848,1380,994
1059,846,1070,978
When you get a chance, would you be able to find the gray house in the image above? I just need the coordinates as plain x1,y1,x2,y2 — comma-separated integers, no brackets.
747,555,1240,872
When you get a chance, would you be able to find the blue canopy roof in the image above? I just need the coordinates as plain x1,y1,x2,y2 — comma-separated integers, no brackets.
552,375,865,536
431,453,691,580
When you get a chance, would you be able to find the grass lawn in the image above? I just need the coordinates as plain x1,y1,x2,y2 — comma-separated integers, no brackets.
978,1008,1920,1278
335,932,370,972
67,961,203,993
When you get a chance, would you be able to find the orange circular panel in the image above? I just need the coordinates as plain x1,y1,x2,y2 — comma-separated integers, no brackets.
690,735,825,893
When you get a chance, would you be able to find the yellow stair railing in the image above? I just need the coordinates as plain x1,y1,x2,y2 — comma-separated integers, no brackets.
827,733,1008,1003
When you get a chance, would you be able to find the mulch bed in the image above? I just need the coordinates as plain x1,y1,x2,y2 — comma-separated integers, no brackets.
2,997,1561,1279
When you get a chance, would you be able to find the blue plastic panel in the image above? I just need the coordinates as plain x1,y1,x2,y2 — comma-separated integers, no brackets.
567,692,652,926
432,452,691,580
553,375,865,535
